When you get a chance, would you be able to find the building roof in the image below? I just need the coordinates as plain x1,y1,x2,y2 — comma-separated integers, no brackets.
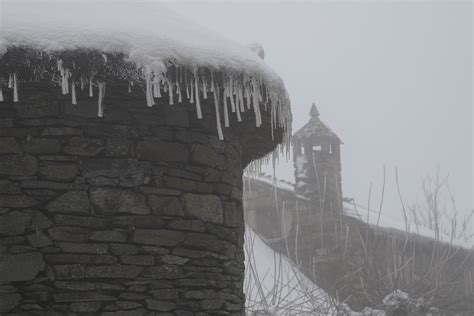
293,103,341,143
0,0,291,143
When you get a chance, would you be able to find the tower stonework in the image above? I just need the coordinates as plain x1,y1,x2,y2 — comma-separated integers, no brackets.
293,103,342,213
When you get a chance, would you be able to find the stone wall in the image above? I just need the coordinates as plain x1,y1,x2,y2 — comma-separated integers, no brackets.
0,83,278,315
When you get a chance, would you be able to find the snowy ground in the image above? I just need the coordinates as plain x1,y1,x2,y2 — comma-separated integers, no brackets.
244,225,335,315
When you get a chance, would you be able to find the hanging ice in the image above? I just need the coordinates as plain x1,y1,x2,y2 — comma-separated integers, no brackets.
71,81,77,105
0,88,3,102
168,80,174,105
212,82,224,140
8,74,13,88
97,82,105,117
223,87,230,127
194,74,202,118
89,76,94,97
13,73,18,103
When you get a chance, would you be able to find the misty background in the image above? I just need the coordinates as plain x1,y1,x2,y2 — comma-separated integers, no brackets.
168,1,473,228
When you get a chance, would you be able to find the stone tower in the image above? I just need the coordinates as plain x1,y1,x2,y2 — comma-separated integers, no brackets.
292,103,342,213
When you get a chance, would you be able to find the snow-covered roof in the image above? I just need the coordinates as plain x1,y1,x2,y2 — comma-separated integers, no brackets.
245,176,472,250
293,103,341,143
0,0,291,142
244,225,334,315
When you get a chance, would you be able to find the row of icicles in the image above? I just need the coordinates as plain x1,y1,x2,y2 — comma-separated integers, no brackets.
1,59,290,143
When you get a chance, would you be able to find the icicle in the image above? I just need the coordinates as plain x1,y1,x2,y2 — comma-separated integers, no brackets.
223,86,229,127
152,77,160,98
252,80,262,127
177,81,182,103
144,72,155,107
245,86,251,109
13,73,18,103
238,84,245,113
8,74,13,88
210,72,215,92
97,82,105,117
71,81,77,105
89,76,94,97
80,77,85,91
128,82,132,93
194,73,202,118
0,88,4,102
202,78,208,99
168,80,174,105
190,82,194,104
228,77,236,113
235,94,242,123
212,83,224,140
186,83,190,100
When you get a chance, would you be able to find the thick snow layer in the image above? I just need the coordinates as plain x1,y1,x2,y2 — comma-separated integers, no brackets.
0,0,291,142
244,226,334,315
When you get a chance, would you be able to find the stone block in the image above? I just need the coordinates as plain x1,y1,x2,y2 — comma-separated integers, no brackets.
147,196,184,217
0,294,21,312
63,137,104,156
53,292,117,302
0,137,22,154
46,254,92,264
120,255,154,265
41,127,82,136
25,138,61,154
39,162,78,181
182,194,223,224
133,229,185,247
136,141,189,163
166,219,205,232
146,299,177,311
151,289,179,300
55,281,125,291
105,137,132,157
0,154,37,176
0,252,45,282
0,180,21,194
141,265,183,279
70,302,102,312
109,243,139,255
223,202,242,227
27,232,52,248
113,216,165,228
46,191,90,214
0,195,38,208
90,188,150,215
53,214,111,229
85,265,143,279
90,230,127,242
0,210,33,235
48,226,91,242
59,242,108,254
15,93,59,118
81,158,150,187
53,264,85,280
191,144,222,167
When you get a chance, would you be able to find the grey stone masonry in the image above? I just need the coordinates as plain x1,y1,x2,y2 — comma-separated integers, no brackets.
0,83,283,315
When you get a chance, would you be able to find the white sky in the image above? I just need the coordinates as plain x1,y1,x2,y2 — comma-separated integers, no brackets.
168,1,473,222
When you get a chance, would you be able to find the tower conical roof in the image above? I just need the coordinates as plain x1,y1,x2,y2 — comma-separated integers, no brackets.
293,103,341,143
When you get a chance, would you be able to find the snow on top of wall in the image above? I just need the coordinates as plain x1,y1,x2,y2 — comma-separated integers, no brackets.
0,0,291,143
245,176,473,250
244,225,335,315
343,202,473,250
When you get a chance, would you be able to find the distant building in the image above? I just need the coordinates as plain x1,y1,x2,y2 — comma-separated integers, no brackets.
244,103,474,314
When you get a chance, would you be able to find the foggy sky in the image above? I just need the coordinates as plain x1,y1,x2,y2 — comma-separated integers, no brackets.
169,1,473,224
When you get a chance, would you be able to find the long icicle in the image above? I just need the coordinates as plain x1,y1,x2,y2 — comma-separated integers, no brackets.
194,72,202,119
97,82,105,117
212,79,224,140
229,77,236,113
89,76,94,97
128,82,132,93
13,73,18,103
80,76,85,91
71,80,77,105
203,78,208,99
252,79,262,127
145,72,154,107
190,80,194,104
0,87,3,102
168,80,174,105
223,86,229,127
8,73,13,88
